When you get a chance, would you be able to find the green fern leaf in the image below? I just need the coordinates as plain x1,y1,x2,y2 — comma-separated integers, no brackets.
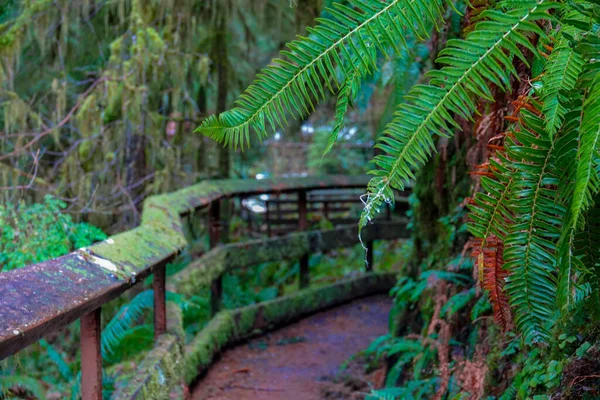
0,375,46,399
541,34,585,137
468,155,515,241
556,78,600,310
360,0,559,231
575,199,600,294
101,290,155,361
197,0,449,149
554,95,585,311
568,77,600,232
324,72,359,156
503,108,565,344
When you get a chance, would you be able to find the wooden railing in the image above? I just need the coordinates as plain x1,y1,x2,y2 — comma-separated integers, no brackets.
0,176,410,399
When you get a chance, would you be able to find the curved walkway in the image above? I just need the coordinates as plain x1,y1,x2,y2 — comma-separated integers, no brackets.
192,295,391,400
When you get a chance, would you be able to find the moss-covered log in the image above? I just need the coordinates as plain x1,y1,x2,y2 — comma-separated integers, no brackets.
170,221,408,296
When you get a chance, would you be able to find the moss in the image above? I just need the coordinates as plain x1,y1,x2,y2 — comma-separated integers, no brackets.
167,302,185,341
172,249,227,296
112,334,183,399
140,197,181,228
184,312,236,384
90,222,186,276
234,306,259,337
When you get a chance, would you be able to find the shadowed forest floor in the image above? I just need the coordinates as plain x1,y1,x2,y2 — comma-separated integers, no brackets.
192,295,391,400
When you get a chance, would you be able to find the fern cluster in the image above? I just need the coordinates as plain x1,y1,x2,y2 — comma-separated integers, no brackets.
199,0,600,345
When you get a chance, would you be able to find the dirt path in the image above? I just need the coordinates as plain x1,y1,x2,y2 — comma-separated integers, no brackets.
192,295,391,400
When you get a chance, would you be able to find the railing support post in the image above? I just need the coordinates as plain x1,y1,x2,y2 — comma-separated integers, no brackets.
266,200,272,237
366,240,374,272
154,263,167,340
81,308,102,400
298,190,309,289
209,201,222,316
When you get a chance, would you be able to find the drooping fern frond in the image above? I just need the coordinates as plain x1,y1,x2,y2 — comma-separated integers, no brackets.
541,33,585,137
503,107,566,343
101,290,194,361
568,77,600,232
197,0,451,148
101,290,155,360
472,235,511,329
574,198,600,297
468,155,514,241
324,71,360,156
554,95,586,311
360,0,558,231
555,78,600,311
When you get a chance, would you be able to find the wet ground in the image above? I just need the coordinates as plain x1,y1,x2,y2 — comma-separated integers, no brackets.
192,295,391,400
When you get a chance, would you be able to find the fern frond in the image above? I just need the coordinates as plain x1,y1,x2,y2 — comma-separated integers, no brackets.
468,156,514,240
557,79,600,310
472,236,511,328
360,0,558,230
541,34,585,137
575,200,600,294
101,290,155,360
324,72,360,156
555,96,586,310
503,107,565,344
568,77,600,232
39,339,73,381
197,0,450,148
0,375,46,399
441,288,476,318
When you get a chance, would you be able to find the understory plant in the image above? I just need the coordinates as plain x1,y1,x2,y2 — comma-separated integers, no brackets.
0,195,106,271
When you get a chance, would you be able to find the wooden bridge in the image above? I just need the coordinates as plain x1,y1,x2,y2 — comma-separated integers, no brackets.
0,175,409,399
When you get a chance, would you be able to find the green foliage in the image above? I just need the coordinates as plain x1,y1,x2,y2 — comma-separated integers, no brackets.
0,195,106,271
0,375,47,399
197,0,453,148
366,378,439,399
500,108,565,343
361,0,556,231
541,32,585,137
200,0,600,346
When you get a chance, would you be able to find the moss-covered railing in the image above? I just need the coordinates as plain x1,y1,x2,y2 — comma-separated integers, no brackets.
0,175,409,399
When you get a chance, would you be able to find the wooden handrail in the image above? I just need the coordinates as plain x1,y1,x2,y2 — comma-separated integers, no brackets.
0,175,411,398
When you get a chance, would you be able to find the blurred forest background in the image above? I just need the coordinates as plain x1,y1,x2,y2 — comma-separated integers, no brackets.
0,0,382,234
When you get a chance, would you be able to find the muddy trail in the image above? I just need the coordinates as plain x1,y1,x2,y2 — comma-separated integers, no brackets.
192,295,391,400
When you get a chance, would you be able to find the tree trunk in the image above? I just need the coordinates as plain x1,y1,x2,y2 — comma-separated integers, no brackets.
295,0,322,35
215,12,230,179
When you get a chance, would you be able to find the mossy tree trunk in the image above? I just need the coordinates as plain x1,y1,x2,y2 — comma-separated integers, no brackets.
215,11,230,180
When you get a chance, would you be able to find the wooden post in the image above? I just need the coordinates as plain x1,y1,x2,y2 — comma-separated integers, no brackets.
209,201,222,316
266,200,272,237
153,263,167,340
81,308,102,400
298,190,309,289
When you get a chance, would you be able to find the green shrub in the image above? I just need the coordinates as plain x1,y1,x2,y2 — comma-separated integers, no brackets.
0,195,106,271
